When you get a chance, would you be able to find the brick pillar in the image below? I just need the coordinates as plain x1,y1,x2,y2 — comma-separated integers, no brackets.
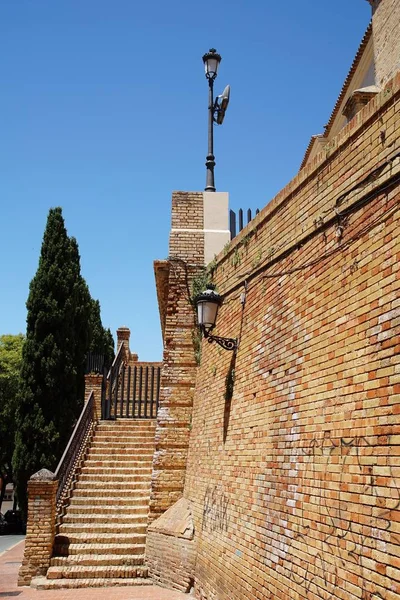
149,192,205,523
116,326,131,355
84,373,104,421
370,0,400,87
18,469,58,586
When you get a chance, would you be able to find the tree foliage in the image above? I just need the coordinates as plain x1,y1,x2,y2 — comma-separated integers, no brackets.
88,299,115,368
12,208,93,516
0,334,24,510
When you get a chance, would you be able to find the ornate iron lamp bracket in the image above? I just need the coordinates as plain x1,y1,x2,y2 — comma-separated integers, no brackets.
203,328,237,352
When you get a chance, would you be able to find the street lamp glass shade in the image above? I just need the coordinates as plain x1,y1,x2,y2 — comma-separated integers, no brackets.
202,48,222,79
195,285,222,331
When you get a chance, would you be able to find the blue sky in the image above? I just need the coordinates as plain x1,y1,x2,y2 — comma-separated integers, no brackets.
0,0,371,360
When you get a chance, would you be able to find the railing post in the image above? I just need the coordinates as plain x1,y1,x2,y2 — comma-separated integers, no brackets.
84,373,103,421
18,469,58,586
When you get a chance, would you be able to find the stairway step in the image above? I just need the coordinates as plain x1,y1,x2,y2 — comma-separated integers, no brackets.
59,523,147,535
79,467,152,476
54,543,145,556
87,449,154,458
62,514,147,525
83,459,153,467
68,497,148,508
54,532,146,545
91,441,155,447
47,564,148,580
31,576,152,589
50,554,145,567
73,481,150,491
66,504,148,515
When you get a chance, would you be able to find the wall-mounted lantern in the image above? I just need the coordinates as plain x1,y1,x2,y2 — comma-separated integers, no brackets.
195,284,237,351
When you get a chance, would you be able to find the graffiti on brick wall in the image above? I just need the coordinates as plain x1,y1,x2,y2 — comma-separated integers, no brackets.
281,432,399,600
202,485,229,533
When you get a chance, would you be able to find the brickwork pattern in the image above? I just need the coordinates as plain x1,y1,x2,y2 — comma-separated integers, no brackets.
184,75,400,600
149,192,205,522
18,470,58,585
146,498,195,592
146,533,195,593
372,0,400,88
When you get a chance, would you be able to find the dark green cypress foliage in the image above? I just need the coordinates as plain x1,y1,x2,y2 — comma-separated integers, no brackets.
13,208,91,517
88,299,115,369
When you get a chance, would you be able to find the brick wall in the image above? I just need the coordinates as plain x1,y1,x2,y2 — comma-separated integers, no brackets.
371,0,400,88
149,191,205,522
184,75,400,599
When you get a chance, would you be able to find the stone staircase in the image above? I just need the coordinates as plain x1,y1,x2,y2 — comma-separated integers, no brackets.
32,419,156,589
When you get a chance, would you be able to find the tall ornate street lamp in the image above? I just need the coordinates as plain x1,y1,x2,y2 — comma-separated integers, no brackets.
202,49,230,192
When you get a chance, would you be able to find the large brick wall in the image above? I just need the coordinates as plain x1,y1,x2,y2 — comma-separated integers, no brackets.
184,75,400,599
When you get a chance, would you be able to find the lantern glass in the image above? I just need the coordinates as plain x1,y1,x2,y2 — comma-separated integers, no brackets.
197,299,219,331
203,49,221,80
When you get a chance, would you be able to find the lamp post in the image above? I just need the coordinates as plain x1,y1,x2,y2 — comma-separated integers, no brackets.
202,49,230,192
195,284,237,351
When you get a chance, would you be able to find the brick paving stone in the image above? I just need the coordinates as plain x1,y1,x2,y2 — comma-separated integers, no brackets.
0,541,188,600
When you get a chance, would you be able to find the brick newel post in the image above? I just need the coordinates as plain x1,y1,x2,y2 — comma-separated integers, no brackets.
84,373,104,421
117,326,131,355
18,469,58,586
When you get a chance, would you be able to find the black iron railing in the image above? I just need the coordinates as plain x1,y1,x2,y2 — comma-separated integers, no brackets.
85,353,105,374
55,392,95,522
230,208,260,240
102,364,161,420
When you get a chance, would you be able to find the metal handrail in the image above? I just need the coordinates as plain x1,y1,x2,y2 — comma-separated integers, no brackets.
55,392,95,511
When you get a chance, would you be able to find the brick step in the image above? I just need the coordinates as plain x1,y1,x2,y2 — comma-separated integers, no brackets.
91,439,155,446
97,419,156,426
77,474,151,484
31,576,152,590
78,467,152,476
67,498,149,509
68,493,149,503
54,532,146,545
84,460,153,469
50,554,145,567
59,523,147,535
87,448,154,458
73,481,150,491
94,428,155,436
62,513,147,525
53,542,145,556
46,564,149,580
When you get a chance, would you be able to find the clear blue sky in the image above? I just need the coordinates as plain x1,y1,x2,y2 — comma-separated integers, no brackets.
0,0,371,361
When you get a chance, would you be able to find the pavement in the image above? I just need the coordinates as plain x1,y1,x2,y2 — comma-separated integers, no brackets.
0,540,189,600
0,534,25,556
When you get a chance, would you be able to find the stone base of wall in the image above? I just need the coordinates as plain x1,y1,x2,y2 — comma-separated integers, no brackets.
146,498,196,593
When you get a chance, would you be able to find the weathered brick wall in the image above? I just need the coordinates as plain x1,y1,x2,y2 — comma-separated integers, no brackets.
146,498,196,592
371,0,400,88
149,192,205,522
184,75,400,600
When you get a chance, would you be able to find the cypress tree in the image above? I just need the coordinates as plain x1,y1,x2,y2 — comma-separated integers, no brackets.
88,299,115,369
13,208,91,516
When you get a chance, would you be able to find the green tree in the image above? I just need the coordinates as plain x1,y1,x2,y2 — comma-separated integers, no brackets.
88,299,115,368
13,208,92,516
0,334,24,511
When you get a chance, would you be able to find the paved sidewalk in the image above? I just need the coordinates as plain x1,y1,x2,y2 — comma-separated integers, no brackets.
0,541,189,600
